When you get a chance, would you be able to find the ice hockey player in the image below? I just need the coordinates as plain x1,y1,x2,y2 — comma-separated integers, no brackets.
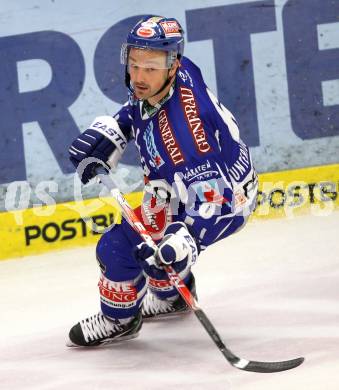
67,15,258,347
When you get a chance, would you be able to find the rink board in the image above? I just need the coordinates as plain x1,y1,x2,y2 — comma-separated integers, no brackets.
0,163,338,260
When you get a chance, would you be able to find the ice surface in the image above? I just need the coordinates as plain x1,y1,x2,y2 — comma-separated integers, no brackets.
1,212,339,389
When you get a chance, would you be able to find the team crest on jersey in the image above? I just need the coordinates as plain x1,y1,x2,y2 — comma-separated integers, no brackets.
178,69,194,87
143,122,165,169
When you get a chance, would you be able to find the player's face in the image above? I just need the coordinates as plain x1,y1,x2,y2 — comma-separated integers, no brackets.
128,48,171,101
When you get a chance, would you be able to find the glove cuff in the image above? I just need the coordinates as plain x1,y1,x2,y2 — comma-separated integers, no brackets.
164,222,201,255
88,116,128,154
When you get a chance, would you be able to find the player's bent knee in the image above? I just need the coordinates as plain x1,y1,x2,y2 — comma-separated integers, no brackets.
96,223,142,280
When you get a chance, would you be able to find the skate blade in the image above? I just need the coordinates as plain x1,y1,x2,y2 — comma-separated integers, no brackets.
66,332,140,348
142,308,192,322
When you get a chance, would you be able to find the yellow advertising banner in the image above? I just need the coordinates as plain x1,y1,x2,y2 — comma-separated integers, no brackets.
1,164,338,260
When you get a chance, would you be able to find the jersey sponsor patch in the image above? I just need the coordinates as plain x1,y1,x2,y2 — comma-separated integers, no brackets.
160,21,181,37
228,142,251,181
179,86,212,154
143,122,165,169
182,160,219,182
158,109,185,166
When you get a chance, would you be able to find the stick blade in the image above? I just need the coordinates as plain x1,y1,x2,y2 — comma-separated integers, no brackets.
232,356,305,373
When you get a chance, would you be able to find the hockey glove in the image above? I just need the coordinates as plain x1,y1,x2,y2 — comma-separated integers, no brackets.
133,222,199,280
69,116,128,184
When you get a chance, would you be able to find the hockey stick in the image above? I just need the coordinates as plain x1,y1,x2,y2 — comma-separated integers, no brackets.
96,167,304,373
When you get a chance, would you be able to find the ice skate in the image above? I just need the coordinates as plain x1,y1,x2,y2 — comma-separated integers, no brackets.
67,311,142,347
141,275,197,319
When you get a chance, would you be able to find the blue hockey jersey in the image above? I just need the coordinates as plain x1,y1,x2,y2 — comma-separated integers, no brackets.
114,57,258,250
